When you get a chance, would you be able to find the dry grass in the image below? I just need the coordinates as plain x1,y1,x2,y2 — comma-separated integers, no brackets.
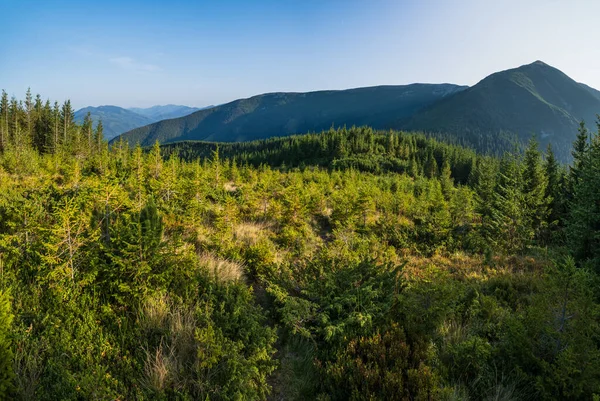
233,221,269,246
199,252,244,283
142,341,175,393
223,181,238,192
139,293,170,333
400,252,549,283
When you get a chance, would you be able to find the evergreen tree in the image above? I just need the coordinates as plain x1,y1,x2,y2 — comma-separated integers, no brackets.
472,158,497,246
0,90,8,151
569,121,590,194
94,120,104,149
568,126,600,271
491,152,528,253
522,137,548,241
544,143,565,236
0,290,15,399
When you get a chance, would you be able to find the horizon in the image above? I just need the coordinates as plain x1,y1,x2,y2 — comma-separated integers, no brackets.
2,0,600,109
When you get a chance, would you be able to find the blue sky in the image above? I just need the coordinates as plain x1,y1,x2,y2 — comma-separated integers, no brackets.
1,0,599,109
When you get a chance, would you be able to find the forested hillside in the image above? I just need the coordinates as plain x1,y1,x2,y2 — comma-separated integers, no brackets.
74,105,204,140
1,90,600,400
114,61,600,163
74,106,153,140
114,84,466,146
404,61,600,161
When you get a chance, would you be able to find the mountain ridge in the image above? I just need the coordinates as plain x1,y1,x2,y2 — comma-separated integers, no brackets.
75,104,204,140
112,83,467,145
112,61,600,161
401,61,600,160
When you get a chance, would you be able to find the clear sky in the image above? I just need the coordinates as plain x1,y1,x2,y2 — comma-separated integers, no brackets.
1,0,599,109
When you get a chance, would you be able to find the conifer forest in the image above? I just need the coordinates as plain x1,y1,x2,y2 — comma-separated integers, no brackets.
0,89,599,400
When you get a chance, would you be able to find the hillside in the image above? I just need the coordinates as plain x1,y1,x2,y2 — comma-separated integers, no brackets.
114,61,600,161
74,105,154,140
113,84,466,146
3,89,600,400
402,61,600,160
128,104,205,121
75,104,204,140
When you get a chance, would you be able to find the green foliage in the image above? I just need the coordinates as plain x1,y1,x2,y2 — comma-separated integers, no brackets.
0,290,15,399
115,84,466,146
1,90,600,400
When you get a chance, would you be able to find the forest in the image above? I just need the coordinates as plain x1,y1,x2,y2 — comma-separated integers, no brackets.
0,89,599,400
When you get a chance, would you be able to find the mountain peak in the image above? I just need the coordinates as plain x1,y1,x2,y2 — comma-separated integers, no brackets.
531,60,549,66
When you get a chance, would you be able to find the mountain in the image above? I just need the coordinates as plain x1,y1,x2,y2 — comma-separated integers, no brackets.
402,61,600,160
75,104,205,140
113,61,600,161
74,106,154,140
128,105,207,121
113,84,466,146
580,82,600,102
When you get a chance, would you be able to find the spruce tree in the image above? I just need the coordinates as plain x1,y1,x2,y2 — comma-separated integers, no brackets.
544,143,565,235
569,121,589,194
0,90,8,151
568,126,600,271
492,152,528,253
522,137,548,241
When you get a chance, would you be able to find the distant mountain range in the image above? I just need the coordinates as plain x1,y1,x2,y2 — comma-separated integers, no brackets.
112,61,600,161
112,84,466,144
74,104,208,140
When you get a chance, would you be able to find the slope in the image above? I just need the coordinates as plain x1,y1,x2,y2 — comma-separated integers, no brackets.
128,104,205,121
402,61,600,160
74,106,154,140
113,84,466,146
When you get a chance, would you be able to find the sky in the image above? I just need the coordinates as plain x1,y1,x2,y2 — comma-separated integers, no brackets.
1,0,599,109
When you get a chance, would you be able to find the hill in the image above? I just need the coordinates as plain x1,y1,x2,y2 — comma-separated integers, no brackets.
75,104,205,140
113,84,466,146
114,61,600,161
128,104,206,121
74,106,154,140
402,61,600,160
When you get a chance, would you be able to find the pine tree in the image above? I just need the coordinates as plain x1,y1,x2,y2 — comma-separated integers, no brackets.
0,290,15,399
439,158,454,201
61,100,74,148
492,152,528,253
522,137,548,241
139,196,163,262
25,87,33,142
0,90,8,152
94,120,104,150
544,143,565,235
568,125,600,271
569,121,589,194
82,112,93,152
472,158,497,246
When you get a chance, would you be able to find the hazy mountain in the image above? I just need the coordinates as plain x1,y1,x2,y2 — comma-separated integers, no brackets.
113,84,467,146
128,105,208,121
113,61,600,161
401,61,600,160
74,106,154,140
75,104,206,140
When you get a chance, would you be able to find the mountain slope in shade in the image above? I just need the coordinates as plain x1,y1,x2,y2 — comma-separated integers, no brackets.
580,82,600,102
74,106,154,140
113,84,467,146
75,104,206,140
401,61,600,160
128,104,206,121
